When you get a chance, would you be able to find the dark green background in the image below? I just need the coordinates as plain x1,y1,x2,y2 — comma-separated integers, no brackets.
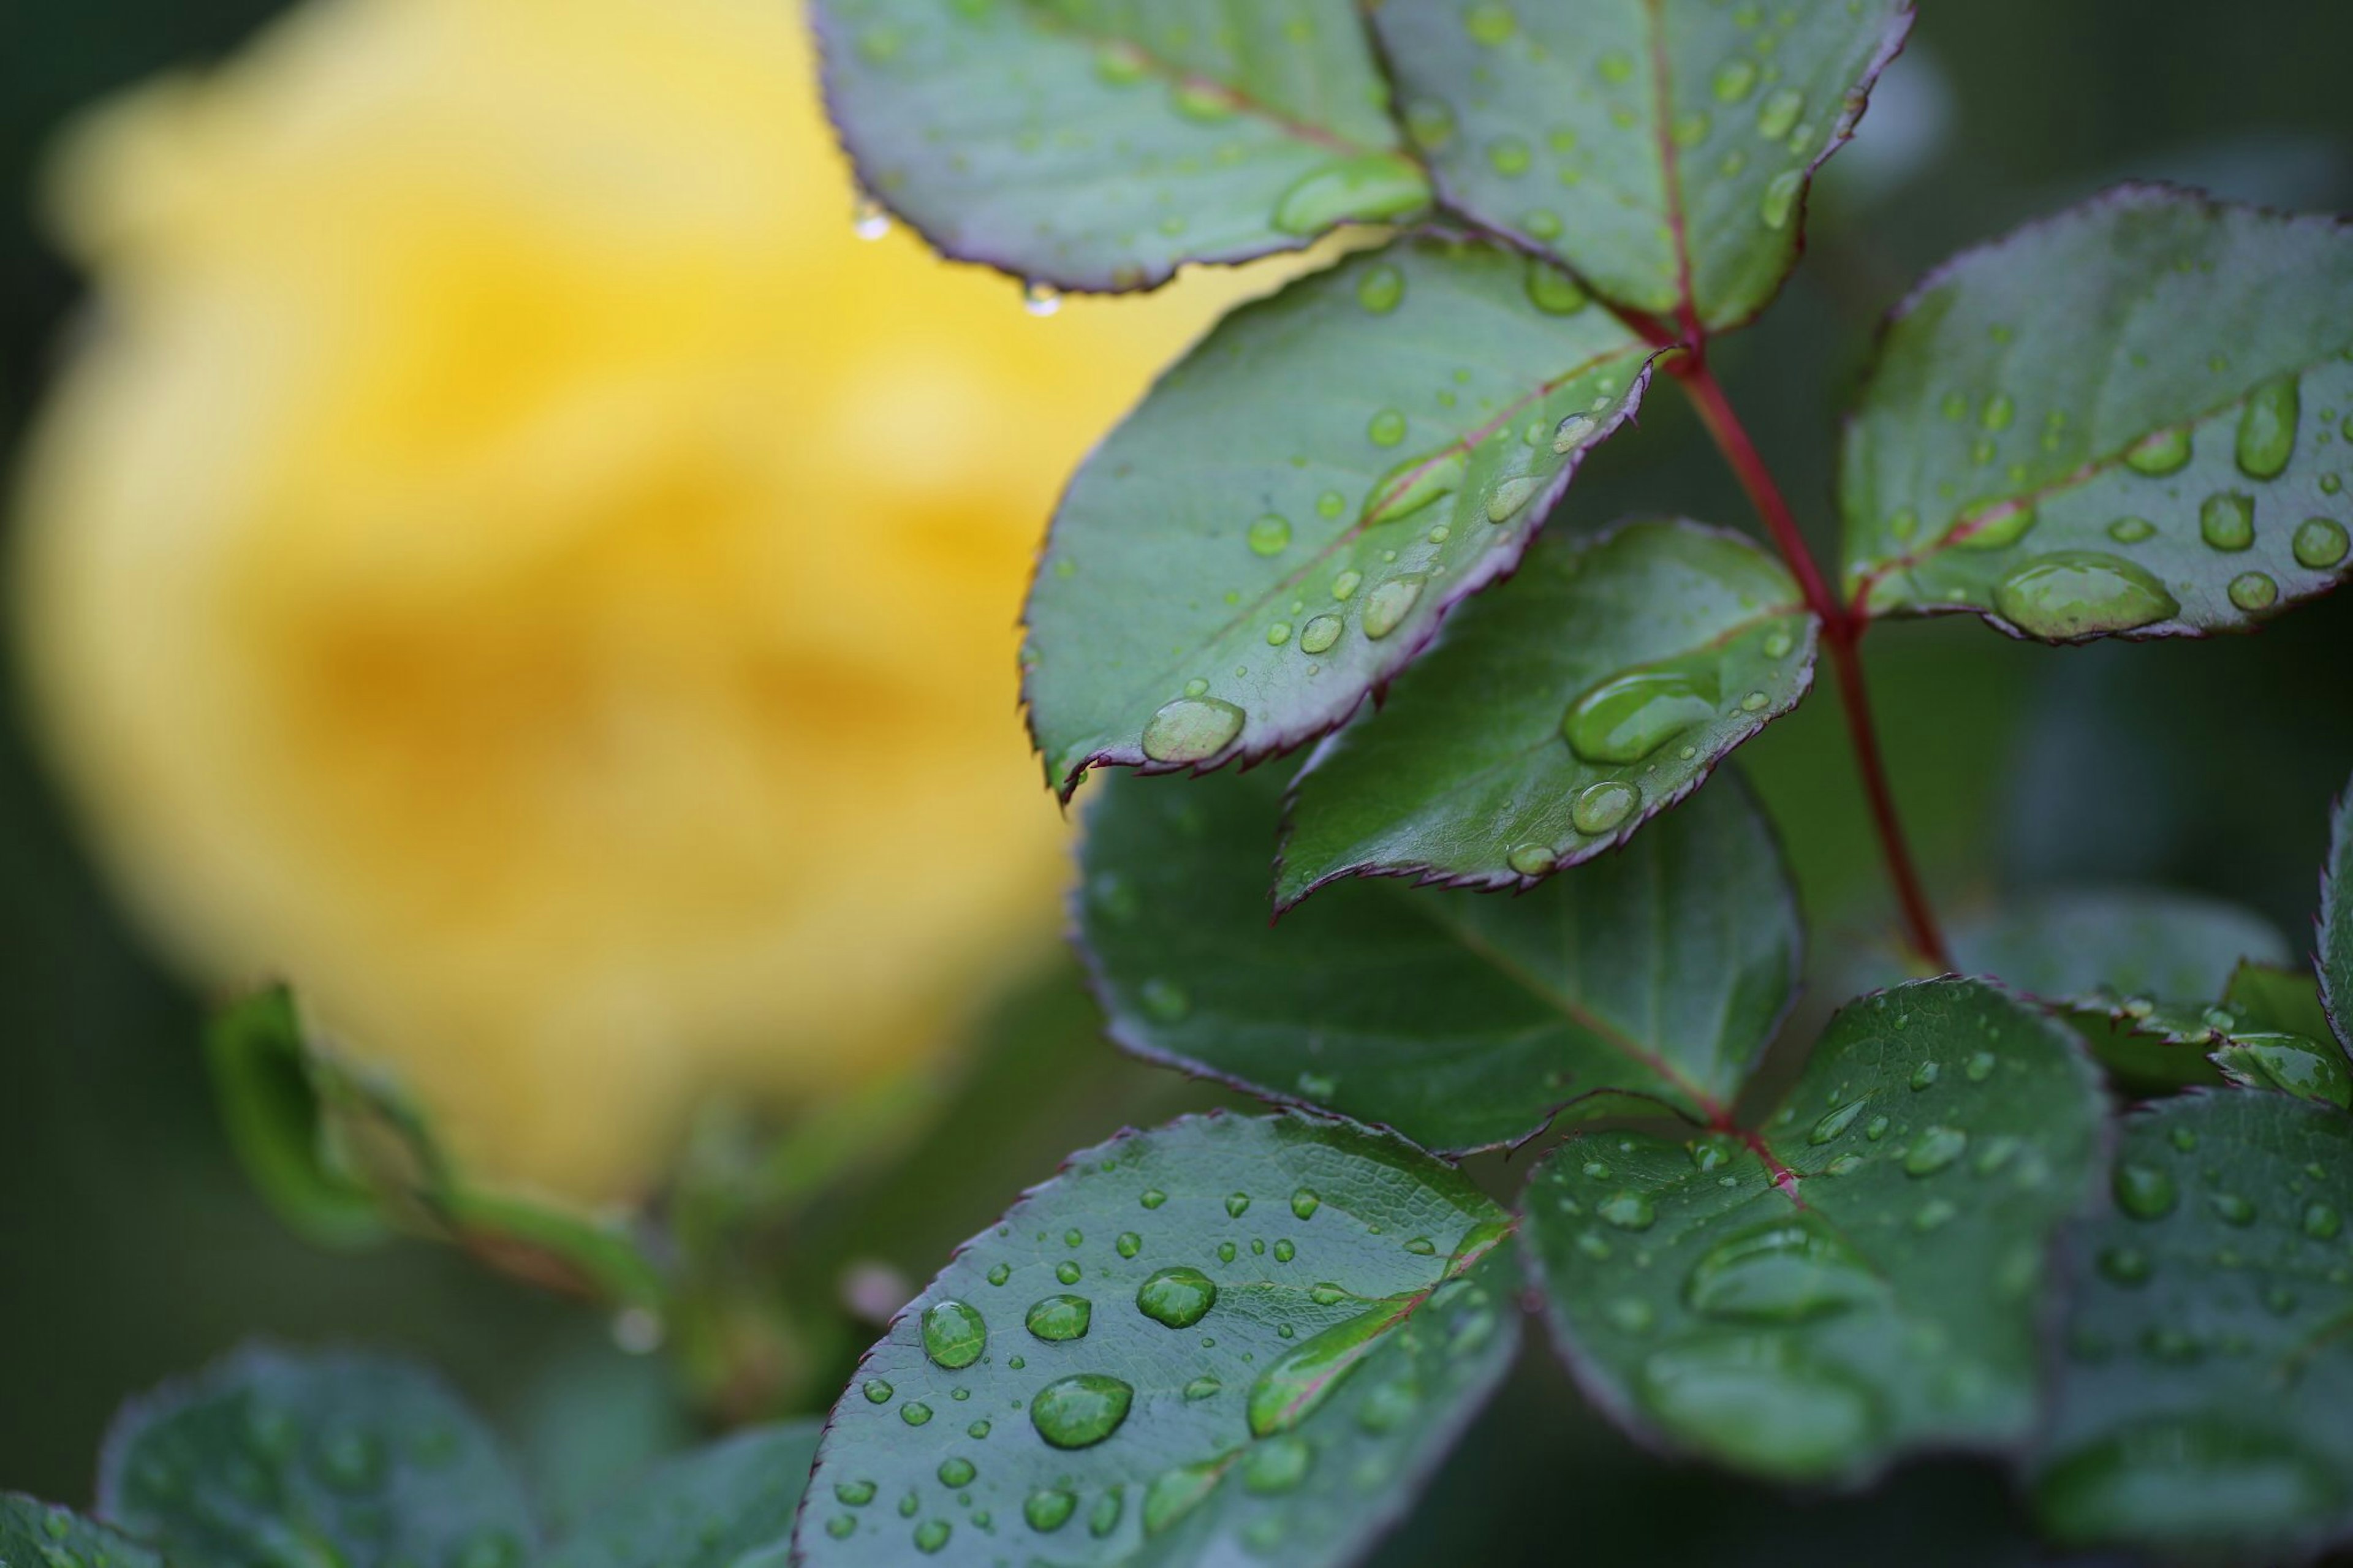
4,1,2349,1560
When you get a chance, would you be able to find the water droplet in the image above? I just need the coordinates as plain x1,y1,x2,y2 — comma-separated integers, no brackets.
852,192,892,241
1684,1217,1879,1323
1639,1336,1881,1475
1089,1487,1124,1537
2107,516,2156,543
1247,1299,1404,1436
1021,280,1061,317
1486,474,1544,523
967,1419,990,1438
1993,551,2179,638
1951,496,2037,550
1487,134,1533,176
912,1518,952,1554
1140,977,1190,1022
2305,1202,2342,1240
2113,1162,2177,1220
1357,264,1406,316
1248,515,1292,556
1242,1435,1314,1496
1714,57,1760,102
1910,1061,1940,1091
1116,1232,1142,1260
1029,1374,1134,1449
1982,393,2017,432
901,1401,933,1426
1404,98,1456,150
1224,1191,1252,1219
837,1479,877,1507
1571,779,1639,835
1362,449,1466,525
2097,1245,2153,1286
1763,629,1795,658
1913,1198,1959,1232
1140,1188,1167,1210
1464,1,1516,44
1759,170,1802,230
1024,1487,1077,1533
1292,1187,1322,1221
2036,1418,2343,1545
1054,1260,1083,1287
1756,86,1805,140
2200,491,2255,551
863,1379,895,1404
937,1456,977,1488
1330,569,1364,603
2126,425,2193,475
1143,1457,1226,1535
1905,1126,1968,1177
2227,572,2279,613
923,1300,988,1369
1739,690,1769,713
1271,153,1430,236
1287,612,1343,656
1808,1099,1866,1145
2235,375,2300,479
1361,575,1423,639
1552,412,1600,454
1172,78,1238,121
1563,668,1716,763
317,1426,385,1492
2210,1192,2256,1227
2294,516,2349,569
1136,1267,1218,1329
1507,843,1556,876
1599,1191,1656,1230
1141,697,1245,762
1026,1295,1093,1342
1527,262,1589,315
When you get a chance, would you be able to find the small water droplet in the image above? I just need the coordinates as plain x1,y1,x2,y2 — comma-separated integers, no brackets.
2294,516,2350,569
1029,1374,1134,1449
2227,572,2279,613
1756,86,1805,140
1137,1267,1218,1328
923,1300,988,1369
1055,1260,1083,1286
1714,57,1759,102
1026,1294,1093,1342
912,1518,952,1554
2097,1245,2153,1287
1905,1126,1968,1176
837,1479,877,1507
1226,1192,1252,1219
1909,1061,1941,1091
1486,474,1544,523
1021,280,1061,317
1526,261,1589,315
1116,1232,1142,1260
1464,1,1516,44
1809,1099,1867,1144
2124,426,2192,476
2107,515,2156,543
2210,1192,2256,1227
1951,496,2037,550
852,192,891,241
1507,843,1556,876
863,1379,895,1404
2200,491,2256,551
1024,1487,1077,1533
1248,515,1292,556
1360,575,1423,639
901,1401,933,1426
938,1456,977,1488
2304,1202,2342,1240
1571,779,1639,835
1243,1436,1314,1495
1759,170,1802,230
1292,1187,1322,1221
1357,264,1406,316
1599,1192,1657,1230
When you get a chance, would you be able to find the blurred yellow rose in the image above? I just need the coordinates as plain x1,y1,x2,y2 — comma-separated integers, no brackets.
13,0,1285,1200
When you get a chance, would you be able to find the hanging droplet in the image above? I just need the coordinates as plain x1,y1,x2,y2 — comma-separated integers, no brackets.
1022,280,1063,317
852,192,892,241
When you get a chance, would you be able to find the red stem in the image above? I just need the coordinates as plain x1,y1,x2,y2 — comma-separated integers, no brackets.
1672,356,1953,972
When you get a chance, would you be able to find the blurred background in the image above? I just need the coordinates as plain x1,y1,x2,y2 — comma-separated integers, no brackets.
3,0,2350,1559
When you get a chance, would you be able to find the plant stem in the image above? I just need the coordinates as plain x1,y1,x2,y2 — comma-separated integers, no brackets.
1672,355,1953,971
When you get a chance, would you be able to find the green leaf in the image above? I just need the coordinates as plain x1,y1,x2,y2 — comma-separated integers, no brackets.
205,986,390,1251
1023,235,1653,796
0,1493,162,1568
544,1423,819,1568
1278,519,1816,899
811,0,1422,292
2031,1091,2353,1556
2227,959,2337,1042
1947,886,2289,1007
1370,0,1911,330
1078,762,1798,1148
2325,777,2353,1050
98,1347,537,1568
791,1114,1517,1566
1523,978,2105,1485
1842,187,2353,639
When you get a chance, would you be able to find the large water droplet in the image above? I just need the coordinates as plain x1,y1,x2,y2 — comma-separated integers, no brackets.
2294,516,2350,569
912,1518,952,1554
1271,154,1429,237
1571,779,1640,835
1298,613,1344,654
1141,697,1245,763
2235,375,2300,479
2200,491,2255,551
1904,1126,1968,1177
2227,572,2279,613
1361,576,1424,640
1362,449,1466,526
1142,1456,1226,1536
1246,1299,1407,1436
1024,1487,1077,1533
923,1299,988,1369
1029,1374,1134,1449
1025,1294,1093,1343
1563,668,1716,763
1136,1267,1218,1329
1248,515,1292,556
1684,1218,1881,1324
1243,1436,1314,1495
1993,551,2179,638
1526,260,1589,315
1639,1337,1881,1477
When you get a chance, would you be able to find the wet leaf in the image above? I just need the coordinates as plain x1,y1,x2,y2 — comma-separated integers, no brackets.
545,1423,819,1568
1371,0,1910,330
1078,762,1798,1148
1023,235,1651,796
1843,188,2353,638
812,0,1420,291
1278,519,1816,900
0,1493,161,1568
2032,1091,2353,1558
790,1114,1516,1567
1524,978,2105,1484
99,1347,536,1568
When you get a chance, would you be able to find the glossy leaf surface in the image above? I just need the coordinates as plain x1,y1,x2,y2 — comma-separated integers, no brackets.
546,1423,818,1568
1023,236,1651,795
1078,763,1798,1148
1373,0,1909,329
0,1493,161,1568
1843,188,2353,638
1278,519,1816,900
792,1114,1517,1567
813,0,1420,291
1525,979,2105,1483
99,1347,536,1568
2033,1092,2353,1556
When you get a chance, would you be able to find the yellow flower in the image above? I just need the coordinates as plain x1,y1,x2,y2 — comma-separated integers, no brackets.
14,0,1287,1200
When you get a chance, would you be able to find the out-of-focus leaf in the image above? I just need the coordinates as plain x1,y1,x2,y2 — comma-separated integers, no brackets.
2324,776,2353,1048
0,1493,161,1568
1524,979,2105,1484
1843,187,2353,638
811,0,1420,292
2227,960,2336,1042
1077,763,1799,1149
544,1423,817,1568
1023,236,1652,795
1278,519,1816,899
98,1347,536,1568
791,1114,1516,1567
204,986,389,1251
2032,1091,2353,1557
1947,886,2289,1006
1371,0,1911,329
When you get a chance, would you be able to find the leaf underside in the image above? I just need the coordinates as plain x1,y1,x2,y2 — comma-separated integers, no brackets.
1077,762,1800,1149
2033,1092,2353,1556
1524,978,2106,1485
812,0,1421,291
1372,0,1911,330
545,1423,818,1568
1278,518,1817,900
97,1347,537,1568
792,1113,1517,1567
1843,187,2353,640
1022,235,1652,795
